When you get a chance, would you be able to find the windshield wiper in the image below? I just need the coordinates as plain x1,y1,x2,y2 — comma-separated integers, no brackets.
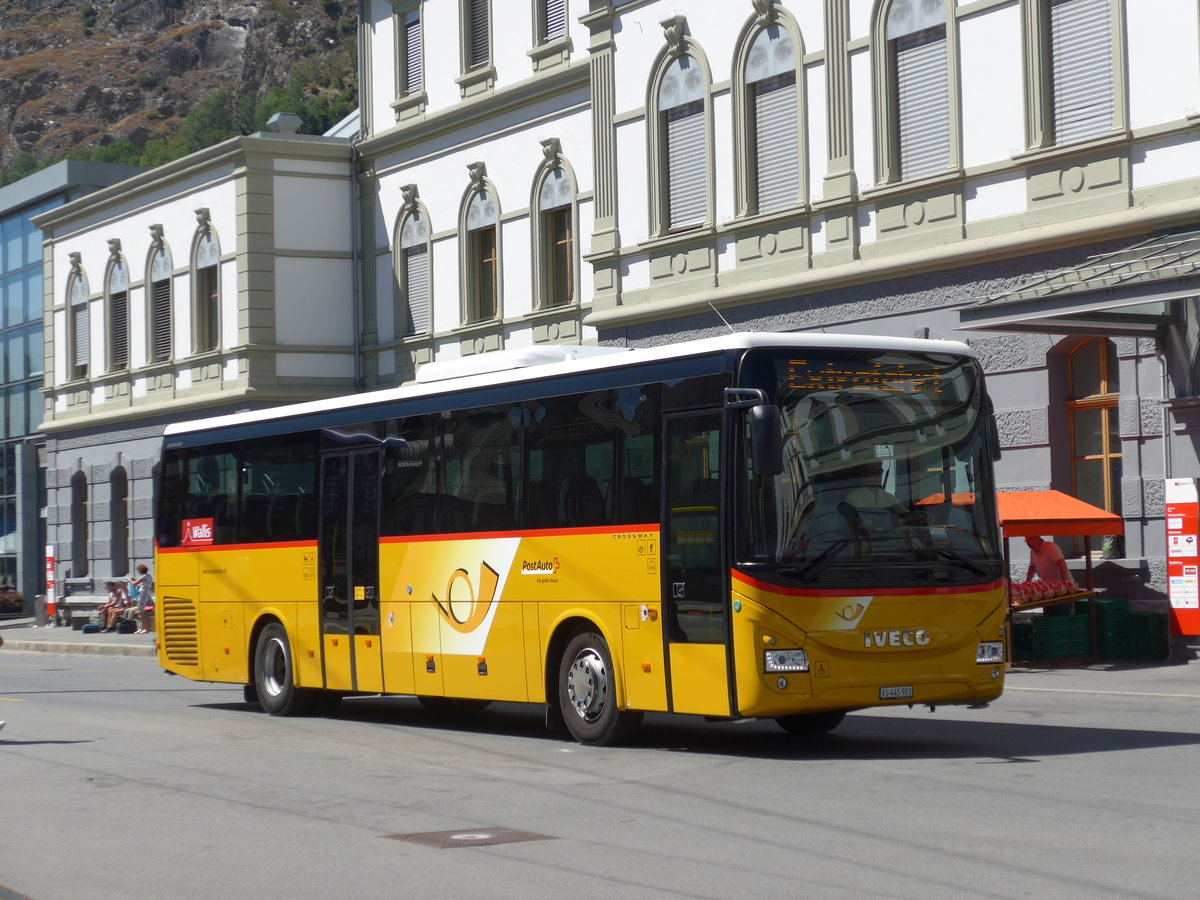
776,539,855,582
930,545,988,577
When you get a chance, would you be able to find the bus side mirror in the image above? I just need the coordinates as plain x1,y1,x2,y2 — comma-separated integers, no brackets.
748,405,783,476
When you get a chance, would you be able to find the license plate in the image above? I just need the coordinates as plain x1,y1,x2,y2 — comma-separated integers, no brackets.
880,685,914,700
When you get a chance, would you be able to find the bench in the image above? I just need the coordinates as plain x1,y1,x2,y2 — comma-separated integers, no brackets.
63,595,106,629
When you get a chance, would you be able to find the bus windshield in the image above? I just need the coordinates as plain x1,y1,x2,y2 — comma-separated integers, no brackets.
738,348,1002,587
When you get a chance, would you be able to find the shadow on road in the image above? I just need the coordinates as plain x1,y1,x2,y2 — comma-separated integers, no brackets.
194,693,1200,762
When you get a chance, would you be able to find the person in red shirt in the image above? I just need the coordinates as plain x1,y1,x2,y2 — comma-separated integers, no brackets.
1025,536,1077,616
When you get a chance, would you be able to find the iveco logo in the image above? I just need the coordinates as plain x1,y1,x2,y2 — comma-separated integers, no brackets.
864,629,931,648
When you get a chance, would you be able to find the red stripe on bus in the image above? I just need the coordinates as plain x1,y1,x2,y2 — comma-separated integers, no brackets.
731,569,1004,598
157,540,317,554
381,523,660,543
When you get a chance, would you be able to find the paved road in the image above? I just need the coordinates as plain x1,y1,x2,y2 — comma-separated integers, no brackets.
1,641,1198,900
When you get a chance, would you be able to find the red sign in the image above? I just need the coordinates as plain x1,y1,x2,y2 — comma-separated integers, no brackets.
1165,479,1200,636
182,518,215,546
45,545,57,617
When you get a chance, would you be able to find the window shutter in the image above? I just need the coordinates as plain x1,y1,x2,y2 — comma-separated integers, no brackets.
404,246,430,335
109,290,129,369
1050,0,1113,145
467,0,489,69
666,101,706,229
543,0,566,42
72,302,89,373
152,278,172,361
894,28,950,181
404,11,423,91
753,73,799,215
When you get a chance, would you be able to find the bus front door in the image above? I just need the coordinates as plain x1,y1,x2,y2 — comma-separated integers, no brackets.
663,411,731,717
319,450,383,694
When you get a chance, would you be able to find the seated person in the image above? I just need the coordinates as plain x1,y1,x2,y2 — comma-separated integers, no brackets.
98,582,132,632
843,459,909,534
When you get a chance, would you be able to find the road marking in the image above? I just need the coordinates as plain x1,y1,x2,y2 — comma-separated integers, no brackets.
1008,686,1200,699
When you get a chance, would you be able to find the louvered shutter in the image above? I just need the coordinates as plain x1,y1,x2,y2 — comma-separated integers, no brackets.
404,11,423,91
151,278,172,361
1050,0,1113,145
404,246,430,335
666,101,706,229
542,0,566,42
72,301,89,375
753,73,799,215
109,290,129,369
467,0,489,69
895,28,950,181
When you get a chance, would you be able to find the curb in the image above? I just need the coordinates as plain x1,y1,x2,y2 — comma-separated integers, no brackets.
3,640,157,658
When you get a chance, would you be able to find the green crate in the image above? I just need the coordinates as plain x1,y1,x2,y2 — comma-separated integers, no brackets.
1032,635,1090,658
1128,613,1167,660
1098,636,1131,661
1033,615,1089,638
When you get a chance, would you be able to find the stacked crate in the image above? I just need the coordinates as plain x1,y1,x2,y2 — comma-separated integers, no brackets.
1090,597,1131,661
1010,620,1034,662
1031,614,1090,660
1128,612,1168,661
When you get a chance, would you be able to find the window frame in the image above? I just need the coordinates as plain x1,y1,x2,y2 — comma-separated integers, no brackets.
1022,0,1125,151
460,180,502,325
871,0,961,186
147,244,174,365
66,271,90,382
732,16,805,218
396,202,433,337
391,1,428,120
1066,336,1122,516
647,44,714,238
532,157,579,310
192,229,221,355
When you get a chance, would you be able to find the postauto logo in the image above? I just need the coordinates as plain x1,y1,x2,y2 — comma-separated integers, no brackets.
520,557,560,575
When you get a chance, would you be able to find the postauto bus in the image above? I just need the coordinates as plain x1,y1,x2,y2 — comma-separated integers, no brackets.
155,333,1006,744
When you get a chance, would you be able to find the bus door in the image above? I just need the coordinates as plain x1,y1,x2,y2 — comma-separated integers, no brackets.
319,450,383,694
662,411,731,717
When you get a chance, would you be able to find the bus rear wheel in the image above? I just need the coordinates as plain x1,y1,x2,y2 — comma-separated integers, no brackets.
775,710,846,736
558,631,641,746
254,623,314,716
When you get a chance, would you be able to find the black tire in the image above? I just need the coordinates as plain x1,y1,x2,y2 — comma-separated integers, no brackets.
242,683,260,706
775,710,847,736
558,630,641,745
253,623,314,716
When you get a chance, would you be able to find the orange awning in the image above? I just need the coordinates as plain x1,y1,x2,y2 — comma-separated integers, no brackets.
996,490,1124,538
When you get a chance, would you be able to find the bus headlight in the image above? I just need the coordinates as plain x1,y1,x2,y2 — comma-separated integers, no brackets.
976,642,1004,664
764,649,809,673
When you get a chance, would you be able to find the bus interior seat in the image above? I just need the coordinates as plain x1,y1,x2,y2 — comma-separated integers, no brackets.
268,494,300,540
559,475,604,526
611,477,655,523
241,494,270,540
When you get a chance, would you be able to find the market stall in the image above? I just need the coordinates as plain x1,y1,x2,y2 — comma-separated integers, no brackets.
996,490,1125,663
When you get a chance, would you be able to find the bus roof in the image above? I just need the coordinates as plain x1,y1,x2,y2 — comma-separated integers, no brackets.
162,331,976,438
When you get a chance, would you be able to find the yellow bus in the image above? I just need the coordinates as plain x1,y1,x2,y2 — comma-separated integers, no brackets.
155,333,1007,744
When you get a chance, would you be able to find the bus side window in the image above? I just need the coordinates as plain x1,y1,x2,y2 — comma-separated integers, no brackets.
382,415,441,536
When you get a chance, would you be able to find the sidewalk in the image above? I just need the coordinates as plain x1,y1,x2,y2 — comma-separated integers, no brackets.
0,617,157,658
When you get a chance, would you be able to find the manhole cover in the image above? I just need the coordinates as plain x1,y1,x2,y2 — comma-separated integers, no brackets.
384,828,553,849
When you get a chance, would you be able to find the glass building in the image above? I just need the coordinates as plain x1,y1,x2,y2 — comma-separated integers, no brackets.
0,162,140,616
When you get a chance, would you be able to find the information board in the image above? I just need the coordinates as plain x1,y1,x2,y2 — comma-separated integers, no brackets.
1165,478,1200,636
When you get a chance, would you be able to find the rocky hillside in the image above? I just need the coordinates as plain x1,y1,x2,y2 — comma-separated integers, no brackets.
0,0,357,173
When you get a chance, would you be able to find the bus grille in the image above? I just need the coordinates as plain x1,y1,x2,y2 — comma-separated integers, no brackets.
162,596,200,666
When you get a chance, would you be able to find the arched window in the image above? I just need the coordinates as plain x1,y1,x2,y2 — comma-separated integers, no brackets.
193,228,220,353
397,204,431,336
67,270,90,381
876,0,953,183
110,467,128,576
654,51,710,232
148,244,173,363
533,150,577,309
1068,337,1122,515
740,22,802,216
461,175,500,323
70,471,89,578
106,259,129,371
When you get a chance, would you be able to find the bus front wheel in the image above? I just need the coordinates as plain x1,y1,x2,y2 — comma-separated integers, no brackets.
254,623,314,716
775,710,846,736
557,631,641,746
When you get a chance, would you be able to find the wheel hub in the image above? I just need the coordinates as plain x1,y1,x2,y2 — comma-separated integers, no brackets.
566,648,607,722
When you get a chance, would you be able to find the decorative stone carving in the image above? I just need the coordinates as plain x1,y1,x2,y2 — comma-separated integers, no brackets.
106,238,122,262
661,14,687,58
